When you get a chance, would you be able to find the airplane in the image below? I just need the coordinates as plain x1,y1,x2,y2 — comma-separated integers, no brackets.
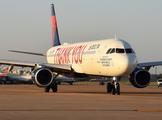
0,4,162,95
0,68,32,84
0,68,8,82
53,75,90,85
3,70,32,84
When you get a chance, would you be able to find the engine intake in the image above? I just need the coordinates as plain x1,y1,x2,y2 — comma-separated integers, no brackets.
129,68,151,88
32,68,53,87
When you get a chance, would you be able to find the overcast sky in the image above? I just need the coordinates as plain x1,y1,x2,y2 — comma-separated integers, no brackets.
0,0,162,74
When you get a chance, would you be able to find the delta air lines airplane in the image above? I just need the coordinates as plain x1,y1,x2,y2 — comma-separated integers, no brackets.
0,4,162,95
0,68,8,81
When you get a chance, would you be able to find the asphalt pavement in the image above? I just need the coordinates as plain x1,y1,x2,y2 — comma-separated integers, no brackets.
0,83,162,120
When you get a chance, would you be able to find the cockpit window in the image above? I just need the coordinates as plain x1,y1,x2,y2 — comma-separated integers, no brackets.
106,48,112,54
106,48,135,54
125,49,132,53
116,48,125,53
110,48,115,54
131,49,135,53
126,48,135,53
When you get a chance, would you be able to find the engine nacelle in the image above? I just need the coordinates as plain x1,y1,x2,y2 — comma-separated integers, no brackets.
32,68,53,87
129,68,151,88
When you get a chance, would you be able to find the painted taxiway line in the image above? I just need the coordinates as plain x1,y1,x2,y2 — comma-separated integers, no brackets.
136,110,162,112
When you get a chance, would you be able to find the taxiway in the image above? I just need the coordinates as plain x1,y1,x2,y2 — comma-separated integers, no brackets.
0,83,162,120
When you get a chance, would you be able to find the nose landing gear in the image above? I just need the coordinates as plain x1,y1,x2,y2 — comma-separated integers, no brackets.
107,77,120,95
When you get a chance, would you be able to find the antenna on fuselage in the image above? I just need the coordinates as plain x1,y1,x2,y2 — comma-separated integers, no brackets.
115,35,117,39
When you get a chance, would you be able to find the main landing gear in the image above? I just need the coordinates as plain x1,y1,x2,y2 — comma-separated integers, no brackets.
44,82,57,92
107,77,120,95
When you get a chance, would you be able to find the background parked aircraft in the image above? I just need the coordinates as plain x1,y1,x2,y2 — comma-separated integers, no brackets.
0,68,8,82
0,67,90,85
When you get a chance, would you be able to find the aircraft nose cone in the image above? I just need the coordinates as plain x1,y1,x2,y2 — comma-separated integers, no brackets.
117,54,137,76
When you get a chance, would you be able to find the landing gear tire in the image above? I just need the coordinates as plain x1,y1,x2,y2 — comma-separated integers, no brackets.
107,83,112,93
112,85,115,95
52,82,57,92
117,83,120,95
44,86,50,92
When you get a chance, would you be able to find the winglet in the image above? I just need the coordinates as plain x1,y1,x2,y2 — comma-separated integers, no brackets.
51,4,61,46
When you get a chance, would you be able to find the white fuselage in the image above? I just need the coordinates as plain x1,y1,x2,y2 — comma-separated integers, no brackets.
46,39,138,77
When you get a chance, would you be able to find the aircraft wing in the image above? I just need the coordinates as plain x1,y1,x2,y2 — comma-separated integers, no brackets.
137,61,162,70
0,59,72,73
40,63,72,73
0,59,35,67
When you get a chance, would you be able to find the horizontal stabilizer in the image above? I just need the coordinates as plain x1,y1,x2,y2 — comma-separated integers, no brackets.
8,50,47,57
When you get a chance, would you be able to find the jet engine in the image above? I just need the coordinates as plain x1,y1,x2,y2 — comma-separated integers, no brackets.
129,68,151,88
32,68,53,87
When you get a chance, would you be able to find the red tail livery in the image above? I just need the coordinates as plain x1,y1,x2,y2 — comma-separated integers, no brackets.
51,4,61,46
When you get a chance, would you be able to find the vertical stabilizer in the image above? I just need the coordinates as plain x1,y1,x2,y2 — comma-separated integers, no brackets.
51,4,61,46
0,68,8,77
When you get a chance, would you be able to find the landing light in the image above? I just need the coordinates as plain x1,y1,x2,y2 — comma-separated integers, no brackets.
113,77,116,80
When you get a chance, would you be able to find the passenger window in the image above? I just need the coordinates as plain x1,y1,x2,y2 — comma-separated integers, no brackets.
116,48,124,53
106,48,112,54
110,48,115,54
